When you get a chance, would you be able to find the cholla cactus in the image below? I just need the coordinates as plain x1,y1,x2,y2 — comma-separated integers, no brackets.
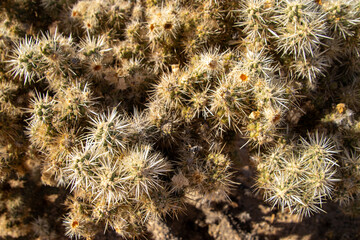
255,132,339,217
26,92,56,150
336,148,360,215
146,4,180,46
321,0,360,40
235,0,275,44
8,37,45,84
274,0,328,59
39,29,75,78
209,75,248,134
87,108,129,153
1,0,360,238
121,144,171,199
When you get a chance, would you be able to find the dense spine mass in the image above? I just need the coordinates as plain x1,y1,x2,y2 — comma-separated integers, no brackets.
0,0,360,239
